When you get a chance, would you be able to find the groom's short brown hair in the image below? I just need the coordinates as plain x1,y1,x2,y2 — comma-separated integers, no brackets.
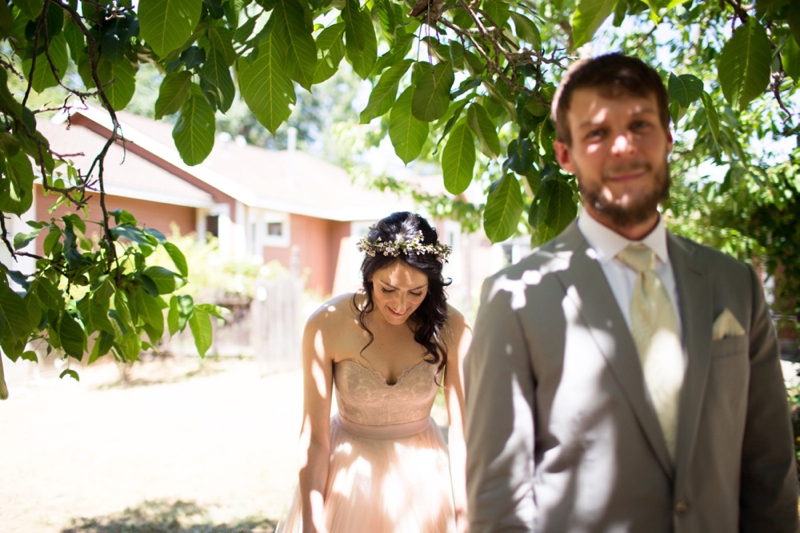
551,54,670,146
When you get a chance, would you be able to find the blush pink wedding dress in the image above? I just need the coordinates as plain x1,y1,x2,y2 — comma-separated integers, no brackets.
276,358,457,533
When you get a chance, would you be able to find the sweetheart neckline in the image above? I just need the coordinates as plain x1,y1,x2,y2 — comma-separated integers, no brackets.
335,358,428,387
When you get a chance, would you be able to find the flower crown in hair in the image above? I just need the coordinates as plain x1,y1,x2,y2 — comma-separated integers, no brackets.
357,230,452,263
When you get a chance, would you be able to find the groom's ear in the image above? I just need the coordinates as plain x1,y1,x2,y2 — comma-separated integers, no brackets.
553,140,575,174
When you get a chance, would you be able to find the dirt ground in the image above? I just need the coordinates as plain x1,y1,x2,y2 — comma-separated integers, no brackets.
0,357,306,533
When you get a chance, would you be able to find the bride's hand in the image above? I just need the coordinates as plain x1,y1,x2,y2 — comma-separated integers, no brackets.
455,507,469,533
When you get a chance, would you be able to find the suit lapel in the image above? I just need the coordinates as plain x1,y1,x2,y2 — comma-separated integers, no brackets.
553,222,674,478
668,232,712,498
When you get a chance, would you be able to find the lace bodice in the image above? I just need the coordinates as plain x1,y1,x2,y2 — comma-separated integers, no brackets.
333,359,440,426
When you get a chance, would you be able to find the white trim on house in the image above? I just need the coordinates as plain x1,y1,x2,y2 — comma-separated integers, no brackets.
103,184,215,208
56,106,255,205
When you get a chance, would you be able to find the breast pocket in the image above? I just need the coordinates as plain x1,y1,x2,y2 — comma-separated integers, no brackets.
707,335,749,437
709,335,748,359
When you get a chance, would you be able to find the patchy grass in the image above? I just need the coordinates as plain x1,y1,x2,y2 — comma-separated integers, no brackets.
62,499,276,532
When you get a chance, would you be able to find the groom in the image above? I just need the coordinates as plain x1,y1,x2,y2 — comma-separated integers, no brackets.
464,54,798,532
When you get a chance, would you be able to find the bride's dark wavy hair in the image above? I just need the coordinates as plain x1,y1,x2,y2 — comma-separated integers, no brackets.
353,212,451,373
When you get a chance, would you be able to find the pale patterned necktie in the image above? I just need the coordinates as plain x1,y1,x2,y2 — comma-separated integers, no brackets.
616,243,684,462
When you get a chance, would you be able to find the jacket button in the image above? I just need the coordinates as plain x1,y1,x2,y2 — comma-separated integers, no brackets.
674,498,688,516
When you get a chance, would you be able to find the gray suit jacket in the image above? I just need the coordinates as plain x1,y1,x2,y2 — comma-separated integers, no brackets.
465,221,798,533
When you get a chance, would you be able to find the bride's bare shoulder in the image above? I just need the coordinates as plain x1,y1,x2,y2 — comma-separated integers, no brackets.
306,292,360,329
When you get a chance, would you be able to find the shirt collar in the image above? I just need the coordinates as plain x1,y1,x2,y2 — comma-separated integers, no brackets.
578,209,670,266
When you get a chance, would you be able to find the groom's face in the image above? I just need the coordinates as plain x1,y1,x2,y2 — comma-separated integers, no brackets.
554,88,673,236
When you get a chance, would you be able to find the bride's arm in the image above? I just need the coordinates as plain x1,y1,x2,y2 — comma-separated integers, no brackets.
298,310,334,533
444,307,473,533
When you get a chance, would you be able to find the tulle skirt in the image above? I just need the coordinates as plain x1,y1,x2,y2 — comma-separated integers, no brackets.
277,414,457,533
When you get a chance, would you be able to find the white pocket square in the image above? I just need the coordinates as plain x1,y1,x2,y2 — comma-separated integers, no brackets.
712,308,745,340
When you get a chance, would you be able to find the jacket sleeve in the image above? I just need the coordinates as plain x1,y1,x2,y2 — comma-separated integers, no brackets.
465,277,536,533
739,264,799,532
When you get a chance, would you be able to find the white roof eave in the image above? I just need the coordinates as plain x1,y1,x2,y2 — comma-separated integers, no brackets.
60,106,257,206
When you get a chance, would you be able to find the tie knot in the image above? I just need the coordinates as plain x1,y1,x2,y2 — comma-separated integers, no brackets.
617,243,655,273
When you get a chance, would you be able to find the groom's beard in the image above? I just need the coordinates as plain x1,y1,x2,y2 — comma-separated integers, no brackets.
578,161,671,228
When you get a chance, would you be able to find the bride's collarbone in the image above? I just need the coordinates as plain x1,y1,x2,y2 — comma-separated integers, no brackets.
335,333,426,382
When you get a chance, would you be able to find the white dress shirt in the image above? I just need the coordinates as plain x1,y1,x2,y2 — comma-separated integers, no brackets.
578,210,683,337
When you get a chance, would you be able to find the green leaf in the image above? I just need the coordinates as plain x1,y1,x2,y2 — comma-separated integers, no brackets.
701,91,720,149
97,58,137,110
667,73,703,107
89,330,114,364
138,0,203,57
59,312,86,360
233,16,256,43
117,331,142,361
717,18,772,111
168,296,180,335
467,103,501,158
136,290,165,343
208,26,236,65
506,137,535,174
375,31,414,73
111,224,158,246
195,303,229,319
483,0,509,27
114,291,133,328
238,37,296,135
203,48,235,112
0,152,34,216
25,292,41,331
411,61,454,122
389,86,429,164
508,12,541,50
270,0,316,90
377,0,397,42
342,0,377,79
32,277,63,309
163,242,189,277
442,123,475,195
0,356,7,399
165,298,184,337
0,283,30,342
189,307,213,357
173,83,215,166
13,230,39,250
782,35,800,83
313,23,346,84
484,174,524,243
360,59,412,123
59,369,80,382
571,0,615,51
142,266,186,294
77,295,115,335
789,0,800,49
12,0,43,19
531,178,577,243
21,32,68,93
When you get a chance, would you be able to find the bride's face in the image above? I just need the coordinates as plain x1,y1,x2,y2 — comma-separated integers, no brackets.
370,261,429,326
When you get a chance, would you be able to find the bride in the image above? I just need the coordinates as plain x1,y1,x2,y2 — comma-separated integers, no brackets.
277,211,471,533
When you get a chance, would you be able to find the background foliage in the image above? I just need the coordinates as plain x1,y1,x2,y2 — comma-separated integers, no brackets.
0,0,798,398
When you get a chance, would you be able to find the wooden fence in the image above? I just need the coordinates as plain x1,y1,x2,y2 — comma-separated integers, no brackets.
161,277,304,373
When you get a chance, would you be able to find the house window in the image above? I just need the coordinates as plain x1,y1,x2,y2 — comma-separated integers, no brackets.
262,212,290,247
206,215,219,238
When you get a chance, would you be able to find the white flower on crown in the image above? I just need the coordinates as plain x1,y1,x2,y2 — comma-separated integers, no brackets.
356,230,452,263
